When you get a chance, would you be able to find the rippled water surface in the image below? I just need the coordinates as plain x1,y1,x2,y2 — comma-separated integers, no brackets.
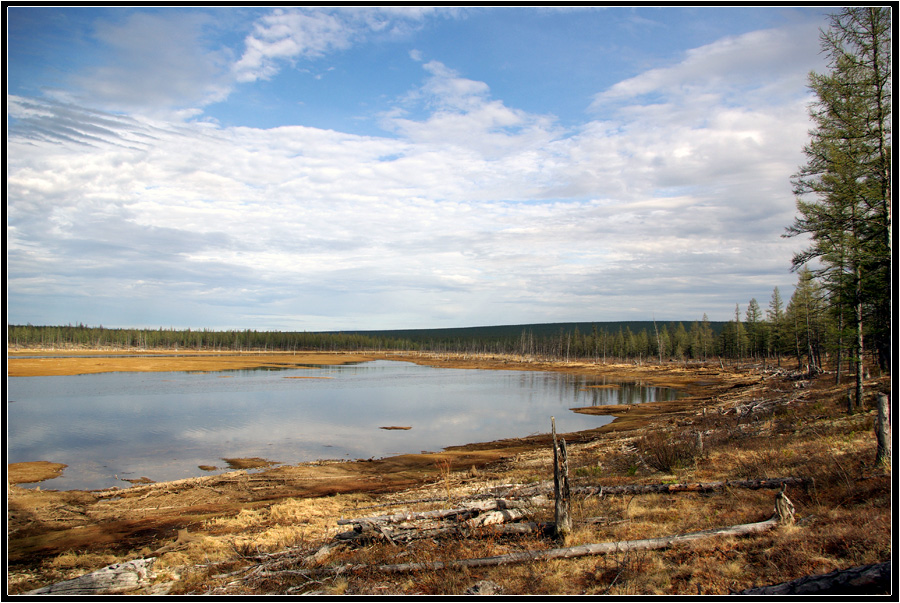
7,360,680,490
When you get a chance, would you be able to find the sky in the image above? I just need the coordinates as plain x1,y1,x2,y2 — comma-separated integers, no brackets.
6,5,833,331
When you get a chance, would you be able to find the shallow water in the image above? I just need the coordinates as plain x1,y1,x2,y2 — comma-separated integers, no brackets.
7,360,680,491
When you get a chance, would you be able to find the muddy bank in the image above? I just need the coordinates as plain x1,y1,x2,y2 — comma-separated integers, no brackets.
6,351,750,571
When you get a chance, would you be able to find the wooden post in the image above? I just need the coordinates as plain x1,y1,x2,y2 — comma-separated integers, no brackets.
551,417,572,539
875,393,891,466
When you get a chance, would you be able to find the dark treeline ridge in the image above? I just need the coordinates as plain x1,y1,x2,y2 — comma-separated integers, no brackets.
7,319,727,362
5,304,867,369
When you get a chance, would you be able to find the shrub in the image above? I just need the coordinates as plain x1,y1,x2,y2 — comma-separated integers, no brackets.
636,430,702,473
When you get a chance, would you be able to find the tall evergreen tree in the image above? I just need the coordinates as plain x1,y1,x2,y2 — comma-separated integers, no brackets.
786,7,891,402
786,268,827,375
766,287,787,366
744,298,763,358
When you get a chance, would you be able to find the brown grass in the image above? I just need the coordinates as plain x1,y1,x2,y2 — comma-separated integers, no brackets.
6,354,891,596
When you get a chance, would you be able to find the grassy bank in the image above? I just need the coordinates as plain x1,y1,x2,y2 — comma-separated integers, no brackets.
6,353,892,595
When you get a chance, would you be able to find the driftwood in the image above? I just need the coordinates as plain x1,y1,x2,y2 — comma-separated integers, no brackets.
347,516,781,574
736,561,891,595
25,558,157,595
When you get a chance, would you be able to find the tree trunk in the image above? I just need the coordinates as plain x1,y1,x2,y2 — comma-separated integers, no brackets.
855,266,865,410
362,517,780,574
875,393,891,466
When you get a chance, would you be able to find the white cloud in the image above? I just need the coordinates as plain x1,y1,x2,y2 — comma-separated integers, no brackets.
233,9,353,83
232,7,444,83
6,15,824,329
70,12,233,115
591,22,822,109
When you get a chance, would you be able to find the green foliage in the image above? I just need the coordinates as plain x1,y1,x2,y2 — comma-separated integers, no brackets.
786,7,892,371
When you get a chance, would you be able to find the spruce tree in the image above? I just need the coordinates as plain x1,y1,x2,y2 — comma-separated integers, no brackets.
786,7,891,401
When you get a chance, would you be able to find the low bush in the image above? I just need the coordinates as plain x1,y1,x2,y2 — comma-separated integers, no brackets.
636,430,703,473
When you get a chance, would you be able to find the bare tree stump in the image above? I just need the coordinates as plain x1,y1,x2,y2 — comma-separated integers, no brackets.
774,483,795,525
551,417,572,539
875,393,891,466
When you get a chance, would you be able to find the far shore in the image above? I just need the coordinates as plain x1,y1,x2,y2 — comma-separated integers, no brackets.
7,348,727,391
6,349,382,377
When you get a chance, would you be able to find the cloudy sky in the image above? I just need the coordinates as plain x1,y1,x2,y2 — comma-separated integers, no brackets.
7,6,830,331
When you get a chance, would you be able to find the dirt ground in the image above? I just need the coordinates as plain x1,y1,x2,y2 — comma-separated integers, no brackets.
6,350,889,595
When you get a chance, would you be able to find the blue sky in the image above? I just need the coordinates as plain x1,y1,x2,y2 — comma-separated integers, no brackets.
6,6,831,331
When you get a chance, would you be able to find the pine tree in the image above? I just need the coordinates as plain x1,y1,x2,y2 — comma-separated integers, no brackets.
786,7,891,401
744,298,763,359
766,287,786,366
786,269,827,376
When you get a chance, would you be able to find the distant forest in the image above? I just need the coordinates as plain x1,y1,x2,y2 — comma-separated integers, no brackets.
4,298,858,369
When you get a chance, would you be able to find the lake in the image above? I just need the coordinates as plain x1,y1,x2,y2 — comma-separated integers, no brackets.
6,359,680,491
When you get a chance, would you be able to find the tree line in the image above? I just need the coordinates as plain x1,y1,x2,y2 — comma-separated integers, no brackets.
5,324,418,354
4,284,874,372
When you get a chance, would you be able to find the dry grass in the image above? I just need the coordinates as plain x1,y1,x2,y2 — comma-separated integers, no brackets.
7,364,891,596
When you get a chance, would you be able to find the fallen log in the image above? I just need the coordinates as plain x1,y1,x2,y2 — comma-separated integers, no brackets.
336,517,549,545
336,503,533,544
573,476,808,497
467,506,529,527
736,561,891,595
499,476,806,500
346,476,807,512
25,558,157,595
346,516,780,574
336,498,522,526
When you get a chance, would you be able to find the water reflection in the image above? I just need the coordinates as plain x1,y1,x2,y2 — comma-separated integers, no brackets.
7,360,679,491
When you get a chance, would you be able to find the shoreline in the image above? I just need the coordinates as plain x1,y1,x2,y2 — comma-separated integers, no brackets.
7,350,890,595
7,349,744,492
6,350,757,570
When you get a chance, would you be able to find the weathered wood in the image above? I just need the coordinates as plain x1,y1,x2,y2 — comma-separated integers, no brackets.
552,417,572,539
736,561,891,595
25,558,157,595
336,499,521,526
875,392,891,466
774,483,795,525
467,506,530,527
335,499,533,545
571,477,808,498
358,517,781,574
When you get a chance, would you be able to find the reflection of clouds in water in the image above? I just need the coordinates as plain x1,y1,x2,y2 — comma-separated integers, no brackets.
7,361,675,490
